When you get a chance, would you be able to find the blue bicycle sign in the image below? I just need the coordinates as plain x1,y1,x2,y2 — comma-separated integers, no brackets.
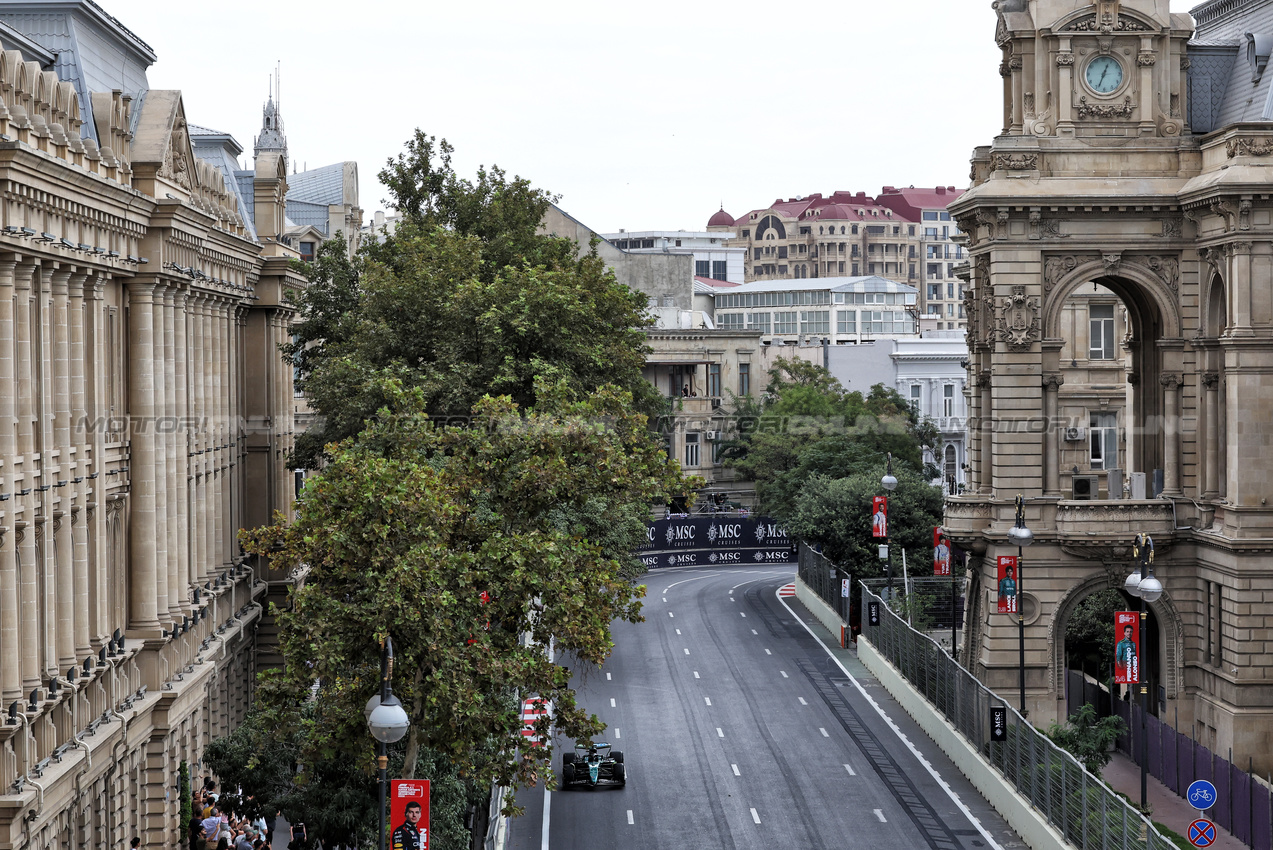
1187,779,1218,810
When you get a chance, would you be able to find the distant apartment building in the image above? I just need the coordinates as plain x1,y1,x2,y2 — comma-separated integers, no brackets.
707,186,967,330
710,276,918,346
598,229,746,284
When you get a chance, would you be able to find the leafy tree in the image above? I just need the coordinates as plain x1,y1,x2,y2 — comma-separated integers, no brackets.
284,130,662,469
1065,588,1128,679
1046,703,1126,775
242,380,685,818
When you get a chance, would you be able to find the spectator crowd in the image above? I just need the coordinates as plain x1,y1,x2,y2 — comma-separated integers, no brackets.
188,776,310,850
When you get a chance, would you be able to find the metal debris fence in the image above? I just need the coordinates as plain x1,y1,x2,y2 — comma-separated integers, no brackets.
860,579,1174,850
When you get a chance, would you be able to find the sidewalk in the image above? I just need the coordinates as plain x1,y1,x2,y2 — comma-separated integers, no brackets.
1101,751,1245,850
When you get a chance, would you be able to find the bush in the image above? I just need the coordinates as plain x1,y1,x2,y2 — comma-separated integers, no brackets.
1047,703,1126,775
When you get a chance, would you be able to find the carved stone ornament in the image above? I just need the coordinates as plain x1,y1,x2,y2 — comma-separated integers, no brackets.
1102,252,1123,272
1039,219,1068,239
1127,255,1180,292
1043,254,1086,293
1225,137,1273,158
1063,12,1151,32
999,285,1041,350
1056,52,1076,66
1181,57,1191,70
1042,374,1065,391
1009,56,1023,70
1137,52,1156,67
1159,218,1182,239
1201,372,1220,390
1000,59,1013,78
1023,92,1035,116
993,152,1038,170
1160,373,1182,389
1077,96,1135,120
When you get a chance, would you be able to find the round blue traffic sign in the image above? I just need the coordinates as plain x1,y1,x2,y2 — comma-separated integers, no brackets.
1188,818,1217,848
1188,779,1218,811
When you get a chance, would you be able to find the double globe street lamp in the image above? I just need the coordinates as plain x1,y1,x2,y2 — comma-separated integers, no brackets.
1124,533,1161,810
881,453,898,599
1006,494,1033,714
366,637,411,850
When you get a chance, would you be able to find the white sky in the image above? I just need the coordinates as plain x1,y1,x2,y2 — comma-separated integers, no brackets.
102,0,1200,234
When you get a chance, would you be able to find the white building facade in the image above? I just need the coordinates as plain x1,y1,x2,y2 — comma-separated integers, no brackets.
599,229,746,284
891,332,969,492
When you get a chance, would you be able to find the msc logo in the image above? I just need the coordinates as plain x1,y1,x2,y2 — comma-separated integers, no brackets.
754,523,788,543
710,552,741,563
666,525,696,544
639,555,659,567
646,526,656,543
667,553,697,566
707,523,742,543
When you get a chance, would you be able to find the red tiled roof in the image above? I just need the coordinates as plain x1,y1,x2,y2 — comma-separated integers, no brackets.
875,186,965,220
708,208,735,227
730,186,964,228
694,276,739,287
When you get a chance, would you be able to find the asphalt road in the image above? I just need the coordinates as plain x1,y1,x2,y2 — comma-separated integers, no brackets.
507,566,1026,850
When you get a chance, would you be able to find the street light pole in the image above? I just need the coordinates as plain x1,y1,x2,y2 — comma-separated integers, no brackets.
882,452,898,600
1125,533,1160,811
1006,494,1033,715
367,637,410,850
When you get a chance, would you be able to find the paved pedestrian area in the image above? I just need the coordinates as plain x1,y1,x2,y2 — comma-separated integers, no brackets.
1102,751,1244,850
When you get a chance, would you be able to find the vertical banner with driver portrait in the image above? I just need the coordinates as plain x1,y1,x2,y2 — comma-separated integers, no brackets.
871,496,888,538
1113,611,1140,685
933,527,951,577
390,779,430,850
996,555,1018,614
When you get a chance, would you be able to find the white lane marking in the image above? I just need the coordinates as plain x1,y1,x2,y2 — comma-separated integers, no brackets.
606,673,611,681
873,809,887,823
750,629,758,635
683,648,690,655
615,728,621,738
541,787,551,850
661,571,725,593
704,697,712,706
716,727,725,738
610,698,616,707
780,671,788,678
764,649,772,655
740,612,747,618
776,589,1006,850
750,808,761,824
730,571,791,593
693,671,700,679
819,727,829,737
844,763,857,776
675,628,681,635
662,597,667,602
669,612,674,618
798,697,807,706
627,810,634,825
731,764,740,776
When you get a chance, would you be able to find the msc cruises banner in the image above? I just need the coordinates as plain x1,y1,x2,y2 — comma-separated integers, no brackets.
636,516,796,570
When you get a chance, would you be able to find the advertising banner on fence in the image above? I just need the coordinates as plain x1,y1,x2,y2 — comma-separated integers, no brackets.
934,527,951,577
872,497,888,538
390,779,429,850
1114,610,1140,684
637,516,796,569
996,555,1018,614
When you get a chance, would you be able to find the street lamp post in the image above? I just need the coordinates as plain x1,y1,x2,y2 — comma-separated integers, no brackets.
1006,494,1033,715
881,452,898,600
1124,533,1161,810
367,637,410,850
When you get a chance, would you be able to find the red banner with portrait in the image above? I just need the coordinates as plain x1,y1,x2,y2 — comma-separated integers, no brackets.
1114,611,1140,684
933,527,951,576
996,555,1018,614
390,779,430,850
871,496,888,539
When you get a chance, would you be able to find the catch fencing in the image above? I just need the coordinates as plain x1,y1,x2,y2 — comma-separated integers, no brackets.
860,579,1174,850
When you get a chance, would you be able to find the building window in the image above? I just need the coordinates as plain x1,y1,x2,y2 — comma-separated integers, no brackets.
778,265,788,274
837,310,856,334
908,225,916,236
742,229,750,238
863,311,916,335
909,384,921,416
696,260,710,277
943,384,954,417
708,363,721,397
774,312,797,335
800,310,830,335
746,312,771,333
1089,304,1116,359
300,241,315,261
753,248,762,260
778,246,788,259
928,284,941,301
712,260,727,280
739,363,751,396
852,263,859,276
718,313,746,329
684,432,701,467
1090,413,1117,470
927,263,942,279
923,211,939,221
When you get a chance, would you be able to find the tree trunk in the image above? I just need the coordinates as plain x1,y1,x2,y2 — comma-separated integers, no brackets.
401,666,426,778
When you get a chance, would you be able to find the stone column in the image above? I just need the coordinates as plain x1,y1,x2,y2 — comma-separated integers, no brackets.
85,275,107,643
1043,374,1063,496
0,258,19,703
14,262,39,690
210,297,223,571
1229,242,1252,336
192,294,206,583
202,299,214,579
174,290,190,611
162,286,181,618
151,284,170,625
979,370,993,495
69,272,90,657
1161,373,1182,496
1203,372,1220,499
127,281,161,632
51,268,76,670
1056,47,1075,136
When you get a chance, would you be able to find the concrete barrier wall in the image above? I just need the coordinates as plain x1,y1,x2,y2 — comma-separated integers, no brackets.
796,574,845,642
857,638,1071,850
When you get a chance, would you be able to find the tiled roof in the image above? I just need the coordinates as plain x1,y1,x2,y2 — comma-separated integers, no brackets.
732,189,924,226
694,277,739,293
189,132,256,241
286,199,330,232
288,162,347,205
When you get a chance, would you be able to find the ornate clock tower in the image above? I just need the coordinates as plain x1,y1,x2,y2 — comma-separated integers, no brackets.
949,0,1273,773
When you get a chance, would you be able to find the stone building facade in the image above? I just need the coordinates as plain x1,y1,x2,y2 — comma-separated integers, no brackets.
947,0,1273,774
0,3,310,847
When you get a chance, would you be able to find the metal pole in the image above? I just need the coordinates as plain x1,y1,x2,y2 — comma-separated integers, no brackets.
951,569,957,656
378,638,393,850
1140,591,1148,810
1018,541,1025,715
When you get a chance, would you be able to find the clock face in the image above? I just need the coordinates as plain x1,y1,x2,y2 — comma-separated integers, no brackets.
1085,56,1124,94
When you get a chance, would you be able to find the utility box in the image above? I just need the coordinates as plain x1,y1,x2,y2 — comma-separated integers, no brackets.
1129,472,1147,500
1107,468,1124,500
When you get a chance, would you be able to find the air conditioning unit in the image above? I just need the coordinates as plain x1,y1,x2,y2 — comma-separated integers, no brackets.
1064,426,1086,442
1072,474,1099,500
705,430,719,440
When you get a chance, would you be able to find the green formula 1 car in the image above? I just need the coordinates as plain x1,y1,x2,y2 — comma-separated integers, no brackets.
560,742,625,789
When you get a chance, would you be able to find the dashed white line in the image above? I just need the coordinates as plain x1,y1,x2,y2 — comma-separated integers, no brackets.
798,697,807,706
606,673,611,681
615,728,621,738
819,727,829,737
740,612,747,618
764,649,772,655
676,629,681,635
662,597,667,602
716,727,725,738
750,808,762,824
750,629,758,635
731,764,740,776
610,698,616,707
693,671,700,679
780,671,788,678
704,697,712,706
844,763,857,776
627,810,634,825
683,648,690,655
873,809,887,823
669,612,674,618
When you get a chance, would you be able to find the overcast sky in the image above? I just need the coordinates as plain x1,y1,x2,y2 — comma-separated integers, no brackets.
102,0,1200,234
